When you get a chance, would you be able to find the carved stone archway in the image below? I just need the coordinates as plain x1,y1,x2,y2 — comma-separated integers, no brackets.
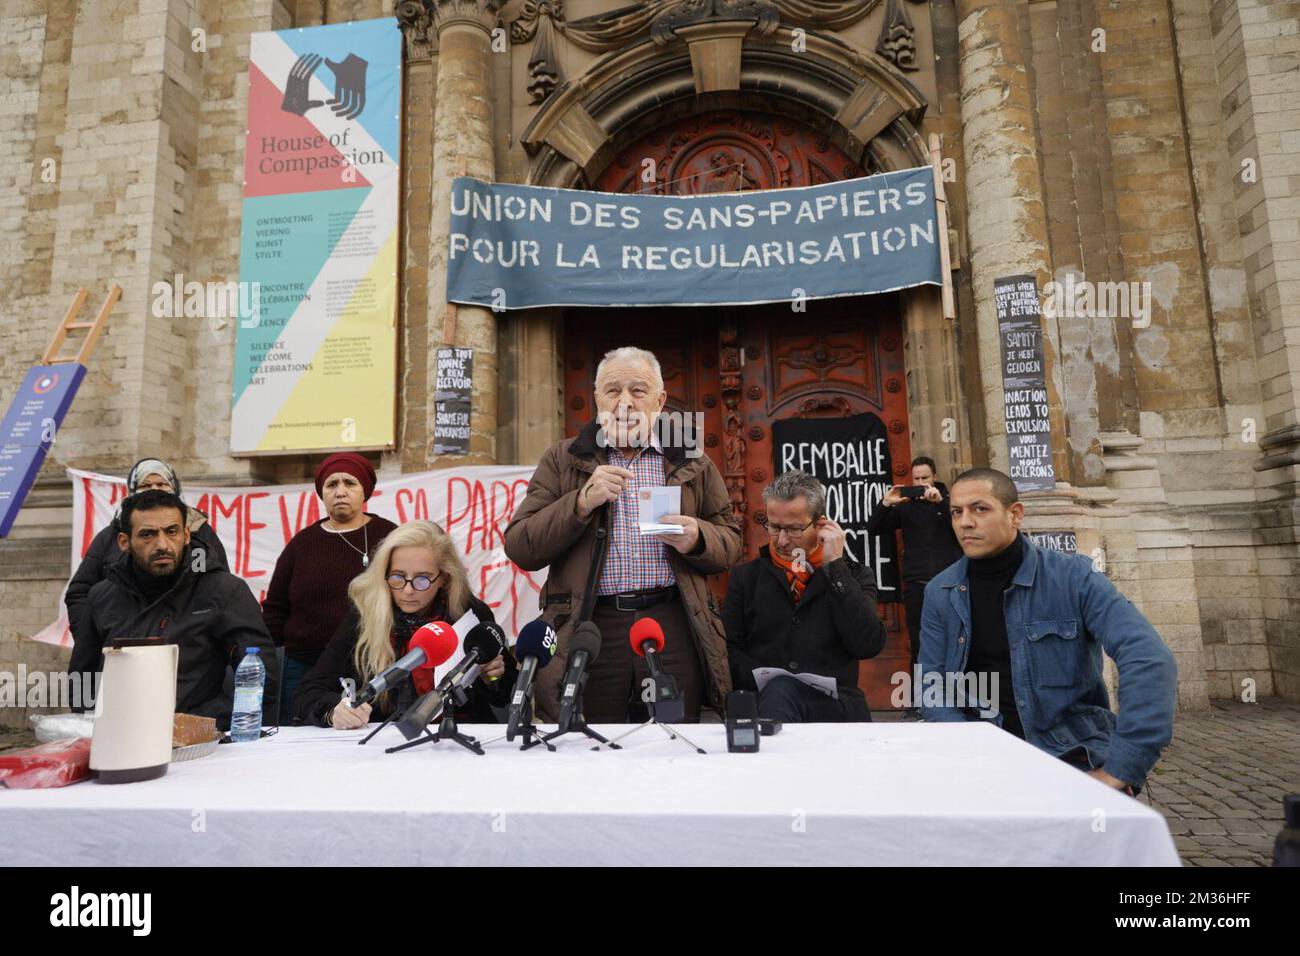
501,13,965,499
521,20,930,188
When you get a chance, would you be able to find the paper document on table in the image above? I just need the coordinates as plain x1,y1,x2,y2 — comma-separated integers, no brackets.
637,485,684,534
752,667,839,700
432,607,482,688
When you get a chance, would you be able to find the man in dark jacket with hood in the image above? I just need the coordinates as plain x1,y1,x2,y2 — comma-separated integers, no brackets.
865,455,963,681
71,490,277,729
64,458,228,644
724,470,886,720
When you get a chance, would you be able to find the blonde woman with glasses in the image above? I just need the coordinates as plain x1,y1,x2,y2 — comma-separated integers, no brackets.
294,521,515,729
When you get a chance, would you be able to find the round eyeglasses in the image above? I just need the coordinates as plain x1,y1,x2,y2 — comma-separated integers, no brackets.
387,571,442,592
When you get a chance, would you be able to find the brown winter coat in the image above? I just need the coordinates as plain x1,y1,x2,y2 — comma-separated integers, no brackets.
504,418,743,716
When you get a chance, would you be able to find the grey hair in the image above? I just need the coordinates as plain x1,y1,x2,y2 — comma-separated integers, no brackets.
594,346,664,392
762,470,827,520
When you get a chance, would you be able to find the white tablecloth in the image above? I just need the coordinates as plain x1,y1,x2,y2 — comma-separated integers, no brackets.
1,722,1180,866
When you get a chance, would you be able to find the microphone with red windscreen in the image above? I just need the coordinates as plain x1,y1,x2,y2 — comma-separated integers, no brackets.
352,620,457,706
628,617,685,723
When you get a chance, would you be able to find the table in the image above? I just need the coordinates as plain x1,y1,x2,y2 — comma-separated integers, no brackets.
1,722,1180,866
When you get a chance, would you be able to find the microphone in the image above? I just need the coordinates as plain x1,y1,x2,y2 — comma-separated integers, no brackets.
629,617,685,723
506,619,557,741
396,621,506,740
353,620,456,706
395,688,444,741
557,622,602,734
442,621,506,697
470,620,507,682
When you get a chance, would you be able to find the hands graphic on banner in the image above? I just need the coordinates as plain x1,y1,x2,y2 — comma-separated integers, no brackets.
282,53,326,116
324,54,368,120
280,52,368,121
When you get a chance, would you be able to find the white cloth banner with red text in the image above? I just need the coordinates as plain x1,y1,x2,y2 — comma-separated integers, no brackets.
30,465,544,648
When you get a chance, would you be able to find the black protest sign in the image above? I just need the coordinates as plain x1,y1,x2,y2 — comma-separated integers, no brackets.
995,275,1056,493
434,347,473,455
771,412,900,602
1028,531,1078,554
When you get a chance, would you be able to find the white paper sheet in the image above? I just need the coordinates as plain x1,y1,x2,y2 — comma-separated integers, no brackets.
431,607,482,688
752,667,839,700
637,485,684,534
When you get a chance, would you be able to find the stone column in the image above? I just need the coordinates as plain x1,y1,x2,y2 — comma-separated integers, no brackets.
953,0,1070,483
1209,0,1300,701
497,308,565,465
426,0,500,465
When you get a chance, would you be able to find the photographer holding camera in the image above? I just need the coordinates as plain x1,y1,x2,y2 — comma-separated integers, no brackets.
866,456,963,687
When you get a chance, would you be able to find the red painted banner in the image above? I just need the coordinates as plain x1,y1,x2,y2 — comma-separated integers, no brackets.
32,465,545,647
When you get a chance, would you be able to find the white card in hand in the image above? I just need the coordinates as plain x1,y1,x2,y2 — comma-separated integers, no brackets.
637,485,684,534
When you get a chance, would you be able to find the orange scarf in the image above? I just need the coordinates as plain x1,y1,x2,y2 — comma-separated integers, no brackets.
769,542,824,601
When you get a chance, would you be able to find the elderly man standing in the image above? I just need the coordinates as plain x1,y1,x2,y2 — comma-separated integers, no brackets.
504,346,742,722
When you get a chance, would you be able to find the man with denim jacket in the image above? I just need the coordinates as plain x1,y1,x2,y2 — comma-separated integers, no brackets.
918,468,1176,792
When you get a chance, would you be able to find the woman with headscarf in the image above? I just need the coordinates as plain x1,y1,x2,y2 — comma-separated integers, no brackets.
262,452,398,723
294,520,514,729
65,458,228,647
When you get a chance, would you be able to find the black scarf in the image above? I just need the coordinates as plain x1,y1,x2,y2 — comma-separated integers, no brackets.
128,554,184,603
391,591,449,652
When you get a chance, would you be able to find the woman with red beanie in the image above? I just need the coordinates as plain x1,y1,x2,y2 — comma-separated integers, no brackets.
262,452,397,723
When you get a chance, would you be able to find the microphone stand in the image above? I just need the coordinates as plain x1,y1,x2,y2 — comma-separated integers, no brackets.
528,669,618,751
597,657,707,753
525,503,616,753
597,716,707,754
384,684,485,756
358,707,402,747
479,695,555,751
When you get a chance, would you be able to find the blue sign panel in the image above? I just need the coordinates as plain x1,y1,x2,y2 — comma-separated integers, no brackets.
0,364,87,536
447,167,943,309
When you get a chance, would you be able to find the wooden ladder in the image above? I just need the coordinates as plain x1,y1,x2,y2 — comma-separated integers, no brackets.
41,284,122,365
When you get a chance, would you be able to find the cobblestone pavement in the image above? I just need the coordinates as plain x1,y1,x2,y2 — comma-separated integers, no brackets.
1142,699,1298,867
3,701,1296,867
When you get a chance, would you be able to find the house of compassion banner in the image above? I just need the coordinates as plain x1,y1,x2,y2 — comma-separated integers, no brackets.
232,18,401,453
446,166,943,309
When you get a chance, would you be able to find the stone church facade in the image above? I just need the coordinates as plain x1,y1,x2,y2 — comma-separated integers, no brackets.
1,0,1298,719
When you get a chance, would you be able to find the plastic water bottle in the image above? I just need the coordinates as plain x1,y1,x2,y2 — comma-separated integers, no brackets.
230,647,265,743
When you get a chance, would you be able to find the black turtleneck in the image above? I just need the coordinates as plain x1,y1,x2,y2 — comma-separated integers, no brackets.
128,556,184,603
965,533,1025,738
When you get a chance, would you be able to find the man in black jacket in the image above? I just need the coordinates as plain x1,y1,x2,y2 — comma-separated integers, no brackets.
723,470,886,721
71,490,277,729
865,456,963,681
64,458,228,644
